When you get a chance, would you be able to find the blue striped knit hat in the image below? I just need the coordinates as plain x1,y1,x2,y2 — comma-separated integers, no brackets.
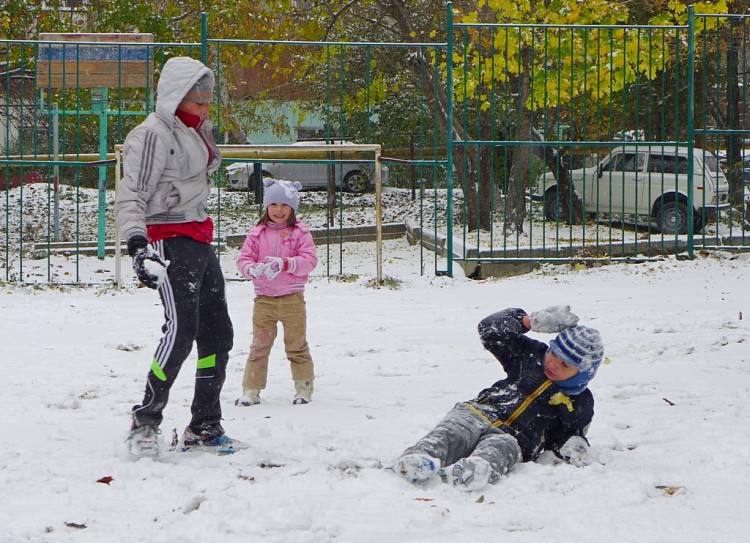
549,325,604,395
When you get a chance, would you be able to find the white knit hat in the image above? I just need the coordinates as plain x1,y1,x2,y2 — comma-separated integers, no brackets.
262,178,302,211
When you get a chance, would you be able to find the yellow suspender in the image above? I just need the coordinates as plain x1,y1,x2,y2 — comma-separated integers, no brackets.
493,380,552,428
464,379,555,429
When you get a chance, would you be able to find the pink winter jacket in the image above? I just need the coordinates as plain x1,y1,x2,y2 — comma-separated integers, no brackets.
236,220,318,297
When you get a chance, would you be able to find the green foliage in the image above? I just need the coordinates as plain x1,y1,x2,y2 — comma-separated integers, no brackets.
81,0,182,39
1,0,69,38
2,0,741,175
457,0,731,117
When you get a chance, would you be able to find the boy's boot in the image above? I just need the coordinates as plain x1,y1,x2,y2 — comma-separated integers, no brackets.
391,453,438,485
293,379,313,404
439,456,493,491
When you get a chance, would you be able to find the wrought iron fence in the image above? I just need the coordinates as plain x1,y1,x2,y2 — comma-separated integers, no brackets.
2,5,749,285
1,31,445,284
444,5,750,278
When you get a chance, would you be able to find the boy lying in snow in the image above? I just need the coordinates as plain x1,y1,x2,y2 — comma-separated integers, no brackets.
391,306,604,491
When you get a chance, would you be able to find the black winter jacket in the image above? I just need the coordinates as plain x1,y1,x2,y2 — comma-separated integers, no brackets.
466,308,594,461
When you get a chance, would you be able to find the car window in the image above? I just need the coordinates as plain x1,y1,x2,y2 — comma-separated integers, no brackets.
702,154,719,172
604,152,644,172
648,154,689,174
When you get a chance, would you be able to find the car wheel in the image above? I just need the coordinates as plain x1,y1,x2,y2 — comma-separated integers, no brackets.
656,200,688,234
543,187,562,222
693,210,707,233
343,170,369,193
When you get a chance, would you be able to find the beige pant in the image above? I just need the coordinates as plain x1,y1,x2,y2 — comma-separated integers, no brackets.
242,293,315,390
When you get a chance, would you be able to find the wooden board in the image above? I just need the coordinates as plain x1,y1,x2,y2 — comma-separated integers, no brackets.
36,33,154,89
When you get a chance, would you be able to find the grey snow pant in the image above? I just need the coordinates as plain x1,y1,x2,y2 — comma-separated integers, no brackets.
400,402,522,483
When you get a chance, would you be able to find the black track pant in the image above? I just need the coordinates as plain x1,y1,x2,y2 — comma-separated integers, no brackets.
132,237,234,436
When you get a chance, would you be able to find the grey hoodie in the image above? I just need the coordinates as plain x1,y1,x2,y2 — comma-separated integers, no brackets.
114,56,222,242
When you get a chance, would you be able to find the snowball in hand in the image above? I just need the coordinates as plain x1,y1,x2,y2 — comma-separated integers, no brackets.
529,305,579,333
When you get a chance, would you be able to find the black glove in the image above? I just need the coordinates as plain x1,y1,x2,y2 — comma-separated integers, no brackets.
127,234,149,257
127,235,169,289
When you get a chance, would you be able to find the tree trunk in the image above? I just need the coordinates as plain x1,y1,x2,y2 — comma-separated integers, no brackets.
404,53,480,230
477,101,493,231
538,144,583,224
388,0,484,231
505,46,584,232
727,39,746,209
505,52,532,234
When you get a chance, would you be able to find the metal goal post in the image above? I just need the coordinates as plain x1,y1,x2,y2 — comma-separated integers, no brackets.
114,143,385,287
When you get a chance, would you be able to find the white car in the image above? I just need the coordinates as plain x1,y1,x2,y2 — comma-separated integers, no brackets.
538,145,730,234
226,141,388,193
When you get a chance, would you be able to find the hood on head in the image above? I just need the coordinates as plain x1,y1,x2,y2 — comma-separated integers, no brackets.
155,57,214,121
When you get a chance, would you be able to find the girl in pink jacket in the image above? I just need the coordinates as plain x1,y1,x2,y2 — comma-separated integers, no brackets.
236,178,318,405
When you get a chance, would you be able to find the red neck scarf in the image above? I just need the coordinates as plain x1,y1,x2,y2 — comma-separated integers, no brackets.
175,108,205,130
175,109,216,164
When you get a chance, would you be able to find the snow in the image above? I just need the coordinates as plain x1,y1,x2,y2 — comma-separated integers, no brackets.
3,240,750,542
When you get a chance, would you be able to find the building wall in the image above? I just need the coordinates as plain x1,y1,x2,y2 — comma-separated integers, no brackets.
244,100,327,144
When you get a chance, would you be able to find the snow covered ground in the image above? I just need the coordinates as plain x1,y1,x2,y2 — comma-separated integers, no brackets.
2,243,749,542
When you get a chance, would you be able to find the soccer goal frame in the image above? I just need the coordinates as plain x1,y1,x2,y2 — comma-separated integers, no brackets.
114,143,385,287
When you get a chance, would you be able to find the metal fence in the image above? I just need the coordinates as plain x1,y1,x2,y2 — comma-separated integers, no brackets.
444,5,750,278
1,30,446,284
2,6,749,284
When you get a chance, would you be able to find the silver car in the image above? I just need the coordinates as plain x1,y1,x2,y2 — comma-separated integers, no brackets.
539,145,730,234
226,141,388,193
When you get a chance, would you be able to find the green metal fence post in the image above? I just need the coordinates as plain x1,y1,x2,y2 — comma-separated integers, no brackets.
687,5,695,258
92,87,108,259
445,1,454,277
201,13,208,64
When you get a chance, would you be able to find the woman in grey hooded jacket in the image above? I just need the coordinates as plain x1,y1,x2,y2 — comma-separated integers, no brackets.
115,56,237,456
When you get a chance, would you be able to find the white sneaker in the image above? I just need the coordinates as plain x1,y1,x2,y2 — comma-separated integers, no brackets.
439,457,493,491
235,388,261,406
393,453,438,485
126,424,161,457
293,380,313,405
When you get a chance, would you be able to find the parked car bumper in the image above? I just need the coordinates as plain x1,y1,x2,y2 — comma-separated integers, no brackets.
700,202,731,221
226,161,388,192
